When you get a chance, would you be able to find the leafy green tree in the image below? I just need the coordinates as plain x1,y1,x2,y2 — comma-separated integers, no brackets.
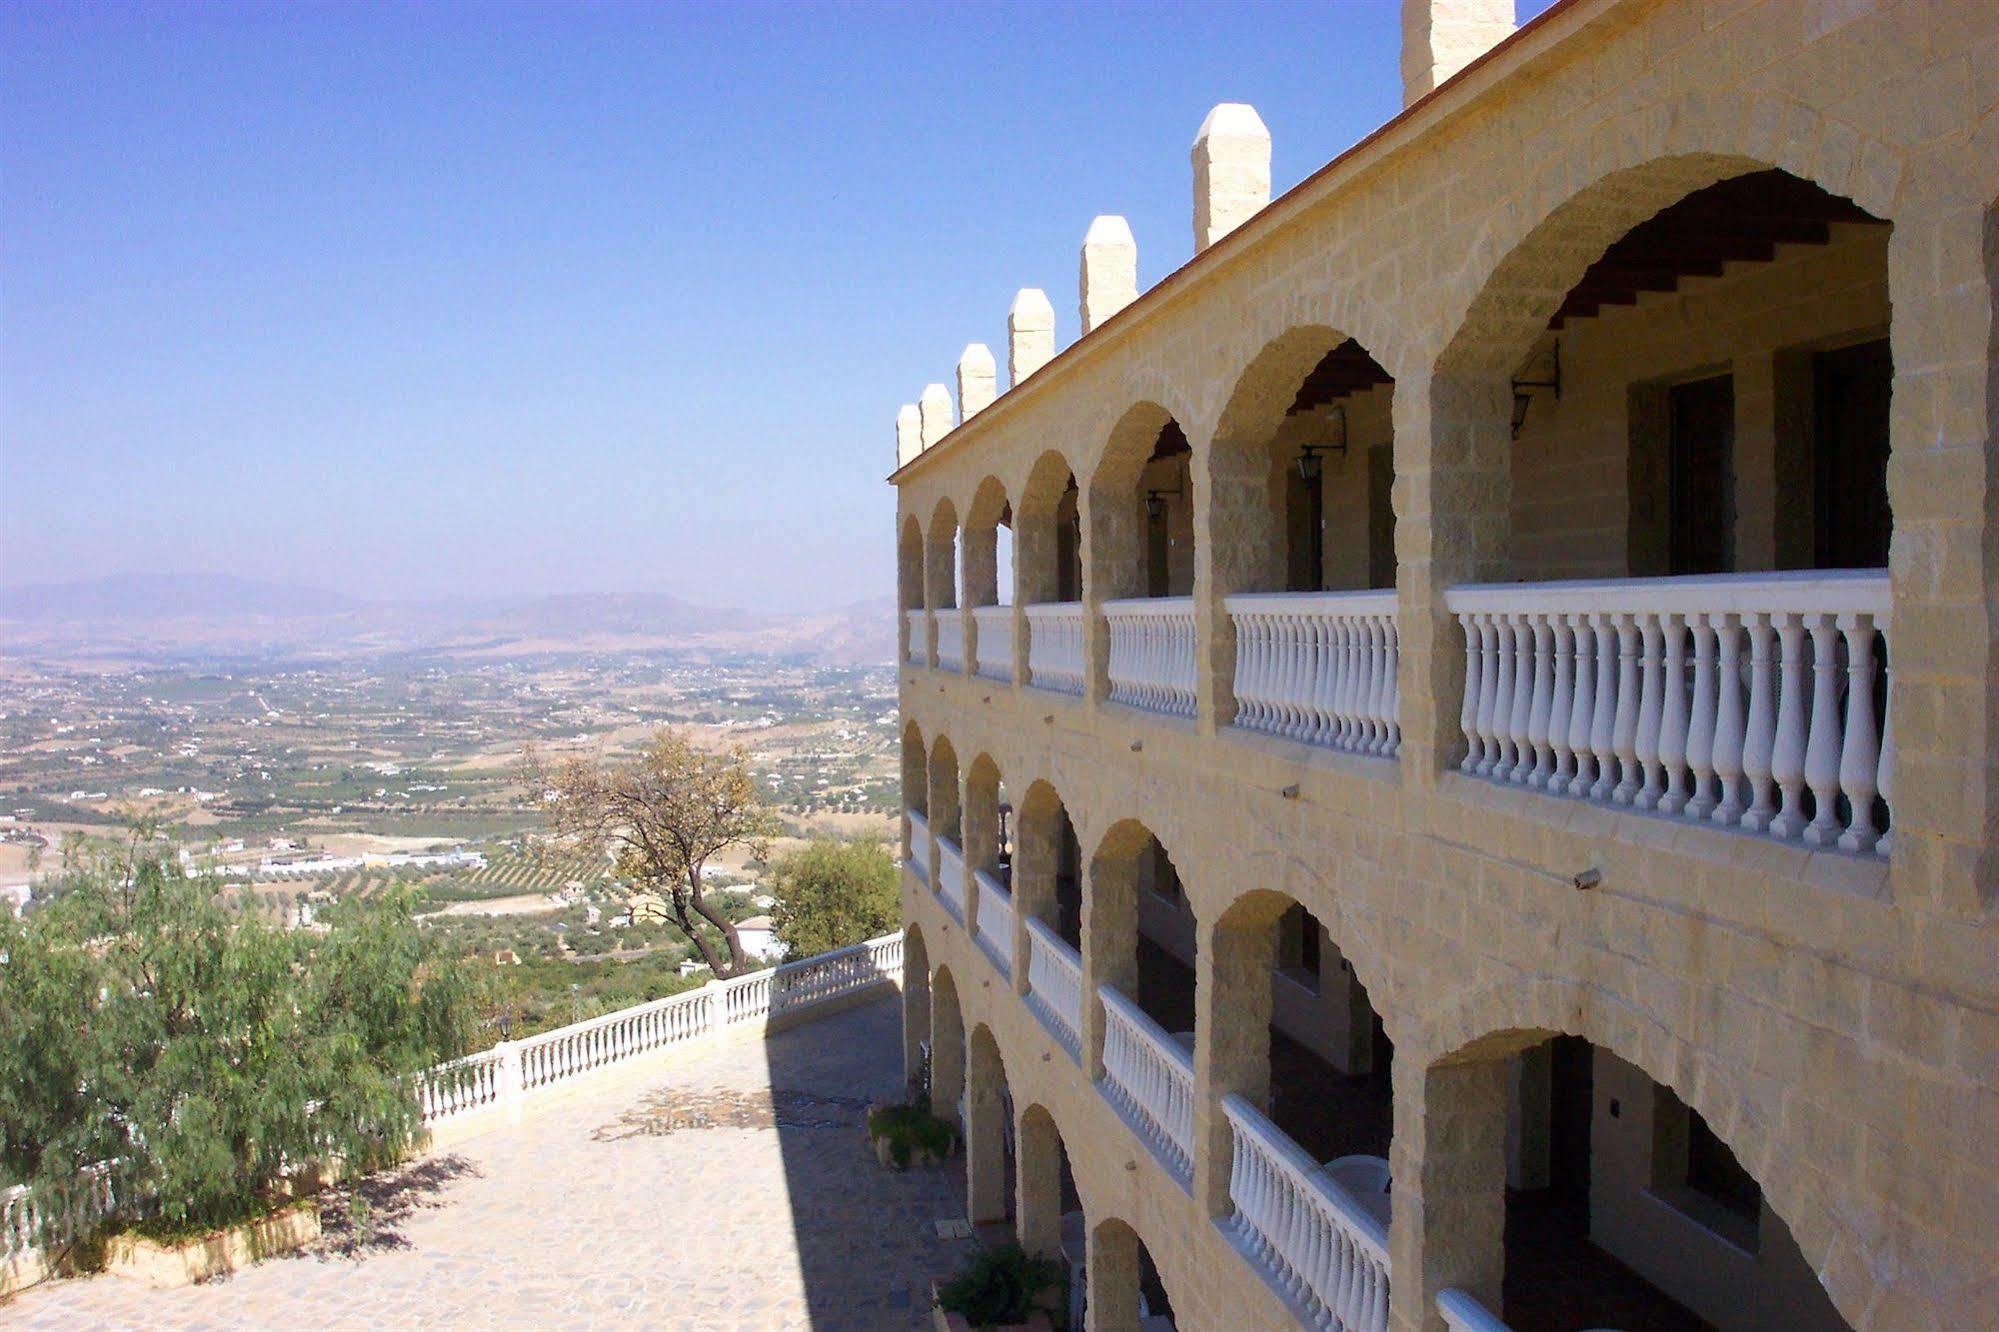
0,829,478,1240
769,838,899,960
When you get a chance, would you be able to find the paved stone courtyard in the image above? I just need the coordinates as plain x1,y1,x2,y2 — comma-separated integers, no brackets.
5,995,969,1330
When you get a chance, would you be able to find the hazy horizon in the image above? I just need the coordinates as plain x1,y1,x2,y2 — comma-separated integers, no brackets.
2,2,1555,613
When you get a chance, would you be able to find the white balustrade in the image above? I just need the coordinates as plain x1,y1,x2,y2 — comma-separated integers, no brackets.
972,605,1015,682
1221,1094,1391,1332
419,1046,506,1118
905,609,928,666
1104,596,1198,717
1025,918,1083,1058
2,1165,115,1273
974,867,1014,977
907,808,931,883
1098,984,1196,1180
1447,571,1892,856
1436,1288,1513,1332
937,610,968,671
1226,590,1400,756
1025,601,1087,695
516,987,714,1090
936,836,968,921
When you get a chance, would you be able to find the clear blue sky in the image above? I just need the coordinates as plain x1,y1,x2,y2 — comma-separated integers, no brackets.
1,0,1549,612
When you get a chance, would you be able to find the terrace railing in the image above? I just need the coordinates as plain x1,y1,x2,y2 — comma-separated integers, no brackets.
936,836,968,922
973,867,1014,977
1104,596,1197,718
971,605,1014,682
1025,601,1087,695
936,611,968,672
1024,917,1083,1058
1437,1289,1512,1332
905,609,928,666
1097,984,1196,1182
1221,1093,1390,1332
907,808,931,883
1227,590,1400,757
1447,571,1893,856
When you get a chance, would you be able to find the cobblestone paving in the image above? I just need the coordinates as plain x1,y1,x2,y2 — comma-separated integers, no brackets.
6,996,970,1330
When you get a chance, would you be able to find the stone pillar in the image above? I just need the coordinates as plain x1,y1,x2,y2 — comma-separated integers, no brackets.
1396,372,1513,786
1080,216,1138,334
1010,287,1056,386
1085,1219,1142,1332
1192,103,1271,252
929,752,962,847
1400,0,1514,106
920,382,955,448
901,929,931,1098
1012,798,1059,994
1390,1052,1512,1332
932,972,965,1132
1188,419,1228,734
896,403,922,468
1881,203,1999,909
1193,912,1276,1218
967,1029,1009,1224
1080,843,1139,1080
958,343,998,420
1015,1105,1062,1259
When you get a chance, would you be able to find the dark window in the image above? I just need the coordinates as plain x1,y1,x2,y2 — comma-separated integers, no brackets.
1813,337,1892,569
1687,1111,1762,1225
1668,374,1735,575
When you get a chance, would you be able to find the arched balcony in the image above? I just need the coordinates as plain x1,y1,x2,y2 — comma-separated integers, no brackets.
899,514,926,667
901,721,929,886
928,736,965,923
1088,405,1198,718
927,499,964,672
963,477,1017,683
1431,163,1896,858
962,754,1013,979
1017,450,1086,696
1013,781,1084,1057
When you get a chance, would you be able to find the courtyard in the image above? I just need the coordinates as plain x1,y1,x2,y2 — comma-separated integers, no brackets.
4,996,967,1331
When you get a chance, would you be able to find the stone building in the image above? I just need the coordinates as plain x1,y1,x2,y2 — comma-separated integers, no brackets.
889,2,1999,1329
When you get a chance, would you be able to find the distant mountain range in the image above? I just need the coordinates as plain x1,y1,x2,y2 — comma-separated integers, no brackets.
0,573,895,668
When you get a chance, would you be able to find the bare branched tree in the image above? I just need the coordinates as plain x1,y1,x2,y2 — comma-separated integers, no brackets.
523,729,774,978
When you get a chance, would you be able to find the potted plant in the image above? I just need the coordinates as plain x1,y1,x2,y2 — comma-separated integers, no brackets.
932,1244,1066,1331
867,1097,958,1169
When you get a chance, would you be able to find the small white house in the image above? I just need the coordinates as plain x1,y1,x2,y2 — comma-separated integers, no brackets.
735,915,780,961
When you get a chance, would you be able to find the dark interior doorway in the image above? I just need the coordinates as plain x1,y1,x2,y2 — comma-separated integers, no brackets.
1668,375,1735,576
1813,337,1892,570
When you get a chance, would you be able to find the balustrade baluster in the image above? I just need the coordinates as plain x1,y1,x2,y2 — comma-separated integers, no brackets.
1802,613,1845,846
1684,613,1720,819
1875,664,1895,857
1633,614,1666,808
1709,614,1747,825
1505,615,1535,782
1460,613,1484,772
1739,613,1777,830
1489,615,1517,776
1657,614,1692,813
1548,616,1576,788
1768,613,1810,839
1474,614,1503,775
1564,613,1594,795
1836,614,1882,853
1525,615,1556,786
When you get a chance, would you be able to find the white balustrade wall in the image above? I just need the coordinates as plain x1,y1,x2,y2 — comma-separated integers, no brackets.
3,1166,115,1278
1222,1094,1391,1332
1448,572,1894,856
973,868,1014,976
905,609,928,666
1097,984,1196,1180
907,809,931,884
1104,597,1198,718
1025,601,1087,695
1025,917,1083,1057
1437,1289,1513,1332
1227,590,1401,756
936,611,968,672
936,836,968,922
972,605,1014,682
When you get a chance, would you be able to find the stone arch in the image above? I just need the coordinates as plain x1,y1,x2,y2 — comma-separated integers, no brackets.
1083,817,1195,1073
927,733,961,844
966,1022,1012,1225
926,496,961,611
963,475,1013,608
1015,1100,1075,1261
900,720,927,820
963,752,1006,907
1407,972,1869,1332
899,513,927,666
1013,778,1080,953
1086,400,1192,605
930,963,965,1132
1017,448,1082,604
1084,1214,1180,1332
901,923,930,1098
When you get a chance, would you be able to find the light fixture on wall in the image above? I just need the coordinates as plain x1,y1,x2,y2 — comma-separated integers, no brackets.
1295,404,1349,485
1511,339,1561,439
1144,486,1181,522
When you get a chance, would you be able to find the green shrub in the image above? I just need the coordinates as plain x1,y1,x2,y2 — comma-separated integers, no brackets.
866,1098,956,1167
937,1243,1065,1328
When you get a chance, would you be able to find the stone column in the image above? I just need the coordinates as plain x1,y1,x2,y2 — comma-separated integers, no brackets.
958,343,997,420
1192,912,1276,1218
966,1029,1009,1224
1010,288,1056,386
1080,842,1138,1080
1085,1219,1142,1332
1012,797,1059,994
1389,1051,1511,1332
931,972,965,1132
1014,1105,1062,1259
1396,372,1513,787
901,926,931,1098
1080,216,1138,334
